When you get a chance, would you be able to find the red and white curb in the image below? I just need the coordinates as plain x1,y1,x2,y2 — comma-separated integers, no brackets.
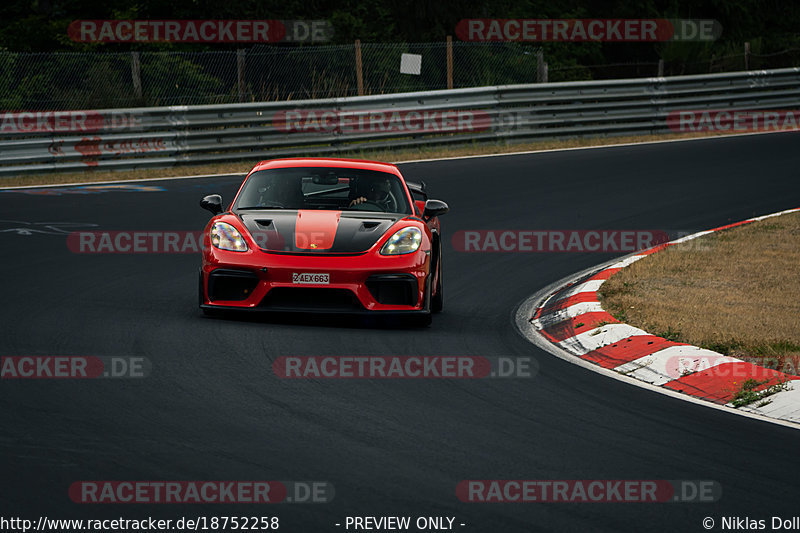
516,207,800,427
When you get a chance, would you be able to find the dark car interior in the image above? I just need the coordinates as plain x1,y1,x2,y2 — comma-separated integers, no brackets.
235,167,412,214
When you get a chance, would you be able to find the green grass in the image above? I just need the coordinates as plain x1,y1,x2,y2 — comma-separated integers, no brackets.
731,379,790,408
656,326,683,343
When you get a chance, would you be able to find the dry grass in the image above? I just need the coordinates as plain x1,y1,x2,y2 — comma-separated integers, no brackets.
1,130,743,188
599,211,800,375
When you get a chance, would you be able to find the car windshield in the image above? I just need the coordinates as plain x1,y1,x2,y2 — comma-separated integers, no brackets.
234,167,412,214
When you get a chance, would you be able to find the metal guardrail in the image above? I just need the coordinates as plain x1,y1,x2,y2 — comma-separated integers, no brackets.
1,67,799,176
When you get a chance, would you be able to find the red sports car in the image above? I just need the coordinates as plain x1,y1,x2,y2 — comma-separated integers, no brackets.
198,158,448,325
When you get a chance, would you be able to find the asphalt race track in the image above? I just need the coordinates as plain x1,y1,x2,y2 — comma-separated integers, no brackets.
2,133,800,532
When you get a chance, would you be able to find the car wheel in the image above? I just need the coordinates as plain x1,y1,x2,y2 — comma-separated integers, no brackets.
417,312,432,327
198,270,205,307
431,247,443,313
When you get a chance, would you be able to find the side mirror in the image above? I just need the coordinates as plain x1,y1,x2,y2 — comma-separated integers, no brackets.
423,199,449,219
200,194,223,215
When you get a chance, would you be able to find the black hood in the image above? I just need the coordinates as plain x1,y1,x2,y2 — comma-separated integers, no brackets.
237,210,403,254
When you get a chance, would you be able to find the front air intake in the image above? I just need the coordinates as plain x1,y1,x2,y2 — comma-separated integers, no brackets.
366,274,419,306
208,269,259,301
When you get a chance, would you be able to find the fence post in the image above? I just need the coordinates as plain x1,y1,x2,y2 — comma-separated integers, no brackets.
744,42,751,70
355,39,364,96
446,35,454,89
658,59,664,77
237,49,246,102
543,62,548,83
536,51,546,83
131,52,142,101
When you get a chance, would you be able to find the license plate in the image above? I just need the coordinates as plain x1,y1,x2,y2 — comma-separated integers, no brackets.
292,272,330,284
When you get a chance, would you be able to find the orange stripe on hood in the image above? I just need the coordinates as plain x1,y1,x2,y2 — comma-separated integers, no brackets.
295,210,340,250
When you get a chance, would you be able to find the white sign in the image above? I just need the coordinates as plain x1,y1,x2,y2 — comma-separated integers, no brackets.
400,53,422,75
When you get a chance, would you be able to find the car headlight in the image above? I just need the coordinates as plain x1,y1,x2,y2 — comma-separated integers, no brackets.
211,222,249,252
380,227,422,255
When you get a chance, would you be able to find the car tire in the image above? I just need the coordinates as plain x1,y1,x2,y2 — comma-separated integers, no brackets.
431,251,443,313
417,312,432,327
198,270,205,307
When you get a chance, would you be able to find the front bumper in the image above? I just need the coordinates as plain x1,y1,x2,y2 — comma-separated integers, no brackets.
200,248,431,313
